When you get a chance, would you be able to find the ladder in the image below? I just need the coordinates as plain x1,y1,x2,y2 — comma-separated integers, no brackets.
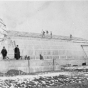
81,45,88,64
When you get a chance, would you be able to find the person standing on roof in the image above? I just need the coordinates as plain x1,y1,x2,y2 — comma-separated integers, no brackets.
14,45,20,60
1,46,7,59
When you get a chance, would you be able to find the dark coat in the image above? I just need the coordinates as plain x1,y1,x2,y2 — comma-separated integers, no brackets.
14,47,20,60
1,49,7,58
40,54,43,60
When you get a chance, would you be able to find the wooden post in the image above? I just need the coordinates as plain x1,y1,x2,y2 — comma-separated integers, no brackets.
53,58,54,71
28,56,30,73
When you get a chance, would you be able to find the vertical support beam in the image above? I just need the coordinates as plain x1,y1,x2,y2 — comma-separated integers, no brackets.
28,57,30,73
53,58,54,71
33,45,35,59
81,45,88,64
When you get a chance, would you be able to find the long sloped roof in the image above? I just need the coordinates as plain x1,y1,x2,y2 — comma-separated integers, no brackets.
7,30,88,42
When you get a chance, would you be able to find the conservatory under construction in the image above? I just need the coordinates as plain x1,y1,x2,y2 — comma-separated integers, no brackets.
0,30,88,73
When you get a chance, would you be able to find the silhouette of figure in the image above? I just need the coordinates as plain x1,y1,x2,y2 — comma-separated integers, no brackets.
40,54,43,60
1,46,7,59
50,31,52,38
46,30,48,34
14,45,20,60
42,31,45,37
70,34,72,39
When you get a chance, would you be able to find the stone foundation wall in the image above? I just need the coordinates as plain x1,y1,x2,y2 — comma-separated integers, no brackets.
0,58,87,73
0,60,29,73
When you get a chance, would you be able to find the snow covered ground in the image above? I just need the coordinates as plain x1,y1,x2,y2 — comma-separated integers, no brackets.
0,71,87,88
0,71,70,80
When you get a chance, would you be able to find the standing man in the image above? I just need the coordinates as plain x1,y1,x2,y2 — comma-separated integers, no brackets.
40,54,43,60
1,46,7,59
14,45,20,60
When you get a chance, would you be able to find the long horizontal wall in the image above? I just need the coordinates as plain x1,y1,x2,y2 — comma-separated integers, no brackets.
0,60,29,73
0,59,87,73
0,59,53,73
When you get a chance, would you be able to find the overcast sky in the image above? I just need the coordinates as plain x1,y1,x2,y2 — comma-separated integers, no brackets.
0,1,88,39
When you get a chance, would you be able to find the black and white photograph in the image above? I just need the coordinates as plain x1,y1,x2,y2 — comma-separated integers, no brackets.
0,0,88,88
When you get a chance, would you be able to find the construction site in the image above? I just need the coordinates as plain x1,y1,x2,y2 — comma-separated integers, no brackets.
0,20,88,88
0,27,87,88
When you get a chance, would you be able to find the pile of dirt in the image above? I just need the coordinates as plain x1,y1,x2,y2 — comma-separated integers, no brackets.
5,69,27,76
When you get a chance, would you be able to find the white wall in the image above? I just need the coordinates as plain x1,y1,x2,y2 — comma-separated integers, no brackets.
0,36,88,66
